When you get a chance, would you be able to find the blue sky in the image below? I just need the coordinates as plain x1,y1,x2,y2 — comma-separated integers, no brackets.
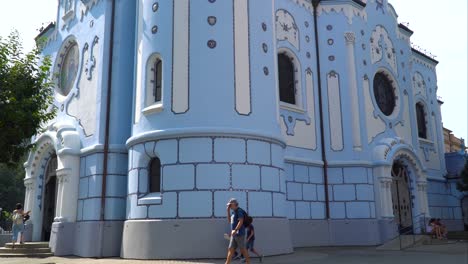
0,0,466,140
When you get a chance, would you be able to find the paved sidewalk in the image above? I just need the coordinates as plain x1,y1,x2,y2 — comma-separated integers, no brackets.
0,242,466,264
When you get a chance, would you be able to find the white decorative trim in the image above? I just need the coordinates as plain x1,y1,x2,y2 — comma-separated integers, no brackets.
317,4,367,24
275,9,300,51
370,25,398,74
142,103,164,115
79,0,101,21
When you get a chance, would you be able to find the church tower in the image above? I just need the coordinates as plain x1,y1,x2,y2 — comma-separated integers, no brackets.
122,0,293,259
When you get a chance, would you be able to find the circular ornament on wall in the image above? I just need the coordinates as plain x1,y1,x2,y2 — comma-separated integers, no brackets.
57,41,79,97
152,2,159,12
262,22,267,31
207,16,217,26
207,40,217,49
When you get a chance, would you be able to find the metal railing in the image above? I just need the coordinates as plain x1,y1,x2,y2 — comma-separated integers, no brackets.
397,213,427,250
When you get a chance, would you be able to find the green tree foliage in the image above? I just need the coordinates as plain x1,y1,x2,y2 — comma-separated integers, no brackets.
0,31,55,165
456,159,468,192
0,162,25,216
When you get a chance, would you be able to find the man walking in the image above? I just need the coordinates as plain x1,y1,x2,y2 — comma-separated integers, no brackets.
225,198,250,264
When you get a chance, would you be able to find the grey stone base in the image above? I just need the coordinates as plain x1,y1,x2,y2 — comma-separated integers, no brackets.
0,234,12,247
23,223,33,242
121,218,293,259
290,219,398,247
48,221,123,257
50,222,75,256
73,221,124,257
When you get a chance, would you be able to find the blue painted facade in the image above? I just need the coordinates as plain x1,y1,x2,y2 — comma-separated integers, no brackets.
23,0,464,258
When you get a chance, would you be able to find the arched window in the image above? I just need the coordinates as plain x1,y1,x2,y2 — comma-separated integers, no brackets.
152,58,162,103
373,72,396,116
416,102,427,139
278,53,296,105
146,55,163,107
149,157,161,193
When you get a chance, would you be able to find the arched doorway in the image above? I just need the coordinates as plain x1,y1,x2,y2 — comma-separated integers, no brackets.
391,161,413,234
42,154,58,241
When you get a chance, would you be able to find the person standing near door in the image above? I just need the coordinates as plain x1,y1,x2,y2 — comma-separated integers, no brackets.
11,203,30,248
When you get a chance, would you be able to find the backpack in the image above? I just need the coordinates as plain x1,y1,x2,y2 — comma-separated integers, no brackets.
236,208,253,227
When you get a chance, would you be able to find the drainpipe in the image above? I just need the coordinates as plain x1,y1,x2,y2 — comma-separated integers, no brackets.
312,0,330,219
100,0,116,234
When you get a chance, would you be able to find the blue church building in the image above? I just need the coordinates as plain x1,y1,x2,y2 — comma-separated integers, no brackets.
22,0,464,259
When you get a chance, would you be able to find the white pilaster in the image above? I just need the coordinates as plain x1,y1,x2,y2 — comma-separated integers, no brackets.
234,0,251,115
24,177,36,213
344,32,362,151
172,0,190,113
55,160,79,223
417,180,430,217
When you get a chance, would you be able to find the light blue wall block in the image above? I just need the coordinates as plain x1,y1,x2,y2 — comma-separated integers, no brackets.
303,184,317,201
271,144,284,168
317,184,325,201
311,202,325,219
295,202,311,219
197,164,230,190
78,178,89,199
249,192,272,217
273,193,286,217
128,195,147,219
77,200,83,221
328,168,343,184
261,166,279,191
294,164,308,183
148,192,177,218
132,144,150,168
106,175,127,197
214,191,247,217
88,175,103,197
284,162,294,182
155,139,178,164
453,207,463,220
286,201,296,219
214,138,245,163
163,164,195,191
128,169,138,194
85,153,104,176
232,165,260,190
370,202,376,218
280,170,287,193
179,191,212,217
247,140,270,165
346,202,371,218
179,138,212,163
83,198,101,221
80,157,86,178
330,202,346,219
105,198,126,220
333,185,356,201
308,167,323,184
287,182,302,201
107,153,128,174
343,167,368,184
138,168,148,193
367,168,374,184
356,184,374,201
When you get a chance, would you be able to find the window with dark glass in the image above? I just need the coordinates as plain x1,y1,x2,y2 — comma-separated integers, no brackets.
149,157,161,193
151,59,162,103
373,72,396,116
416,102,427,139
278,53,296,105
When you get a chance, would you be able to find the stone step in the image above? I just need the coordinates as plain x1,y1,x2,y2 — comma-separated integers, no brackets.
0,247,51,254
377,235,428,251
4,242,49,249
0,252,53,258
447,231,468,240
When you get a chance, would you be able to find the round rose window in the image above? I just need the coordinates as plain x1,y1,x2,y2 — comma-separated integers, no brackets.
59,43,79,96
373,72,396,116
